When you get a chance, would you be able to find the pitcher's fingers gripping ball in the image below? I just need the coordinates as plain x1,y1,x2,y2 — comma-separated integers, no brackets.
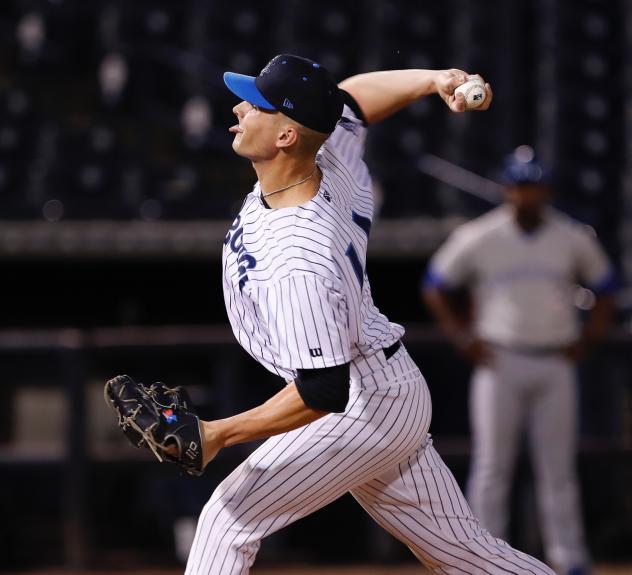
435,69,492,112
104,374,205,476
454,74,488,109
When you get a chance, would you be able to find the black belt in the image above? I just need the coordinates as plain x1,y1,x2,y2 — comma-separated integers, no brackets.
383,340,402,360
491,342,566,356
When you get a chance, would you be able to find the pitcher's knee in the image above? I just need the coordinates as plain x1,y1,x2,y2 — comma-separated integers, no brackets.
210,538,261,573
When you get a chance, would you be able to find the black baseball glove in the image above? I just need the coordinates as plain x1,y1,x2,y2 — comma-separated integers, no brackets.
104,374,205,476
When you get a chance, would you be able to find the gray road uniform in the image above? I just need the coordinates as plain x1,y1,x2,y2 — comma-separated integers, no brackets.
426,205,615,572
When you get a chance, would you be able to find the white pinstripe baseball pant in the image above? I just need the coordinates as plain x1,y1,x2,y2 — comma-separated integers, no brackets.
185,346,555,574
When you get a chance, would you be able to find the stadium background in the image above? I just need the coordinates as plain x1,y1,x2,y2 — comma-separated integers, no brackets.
1,0,631,572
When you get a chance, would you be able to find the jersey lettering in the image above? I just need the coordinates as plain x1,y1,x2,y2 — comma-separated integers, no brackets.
351,210,371,236
224,215,241,245
345,242,364,287
344,211,371,287
225,215,257,292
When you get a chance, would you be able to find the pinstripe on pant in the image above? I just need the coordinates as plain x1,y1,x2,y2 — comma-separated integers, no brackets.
185,346,556,575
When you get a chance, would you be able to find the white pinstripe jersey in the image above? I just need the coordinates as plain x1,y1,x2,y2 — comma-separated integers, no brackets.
222,105,404,380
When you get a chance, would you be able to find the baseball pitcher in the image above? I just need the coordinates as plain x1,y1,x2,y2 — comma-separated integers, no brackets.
106,55,557,575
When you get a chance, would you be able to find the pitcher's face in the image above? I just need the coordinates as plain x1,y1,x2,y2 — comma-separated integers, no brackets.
229,101,282,161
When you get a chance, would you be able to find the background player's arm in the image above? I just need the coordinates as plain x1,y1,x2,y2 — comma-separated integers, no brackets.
423,286,491,364
583,295,615,342
423,227,490,363
339,69,492,124
568,225,617,360
423,286,469,344
198,382,327,466
566,294,614,360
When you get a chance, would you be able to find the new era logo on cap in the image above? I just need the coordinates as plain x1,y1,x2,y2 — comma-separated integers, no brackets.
283,98,294,109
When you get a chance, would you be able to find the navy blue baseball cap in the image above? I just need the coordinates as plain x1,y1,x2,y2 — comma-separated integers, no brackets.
224,54,344,134
502,145,551,185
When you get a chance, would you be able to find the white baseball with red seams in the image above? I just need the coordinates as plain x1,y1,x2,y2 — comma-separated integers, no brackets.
455,74,486,109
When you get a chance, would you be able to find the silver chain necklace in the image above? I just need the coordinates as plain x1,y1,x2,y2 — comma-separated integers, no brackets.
261,166,317,199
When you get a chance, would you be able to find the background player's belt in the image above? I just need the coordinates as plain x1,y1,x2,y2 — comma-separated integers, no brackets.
492,342,567,356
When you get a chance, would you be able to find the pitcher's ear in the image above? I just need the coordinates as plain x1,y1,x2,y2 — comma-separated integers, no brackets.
277,125,299,149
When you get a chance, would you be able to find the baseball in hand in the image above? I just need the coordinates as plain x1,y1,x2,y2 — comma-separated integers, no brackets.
454,75,486,109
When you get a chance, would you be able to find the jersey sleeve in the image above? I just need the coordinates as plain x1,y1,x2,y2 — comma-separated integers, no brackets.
264,275,352,370
320,94,369,171
572,225,616,294
425,227,477,289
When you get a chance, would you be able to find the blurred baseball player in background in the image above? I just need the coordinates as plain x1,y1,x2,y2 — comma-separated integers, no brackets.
423,146,616,575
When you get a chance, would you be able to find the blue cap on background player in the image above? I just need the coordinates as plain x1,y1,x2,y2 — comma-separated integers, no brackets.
502,145,551,185
223,54,344,134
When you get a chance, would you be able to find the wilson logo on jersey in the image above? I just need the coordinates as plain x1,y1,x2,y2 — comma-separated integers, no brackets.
309,347,323,357
225,215,257,291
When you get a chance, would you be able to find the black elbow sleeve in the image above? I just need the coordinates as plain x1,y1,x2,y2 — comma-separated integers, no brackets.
339,89,368,126
295,363,351,413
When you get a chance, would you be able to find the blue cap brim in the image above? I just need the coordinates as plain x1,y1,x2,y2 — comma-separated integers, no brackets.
223,72,275,110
